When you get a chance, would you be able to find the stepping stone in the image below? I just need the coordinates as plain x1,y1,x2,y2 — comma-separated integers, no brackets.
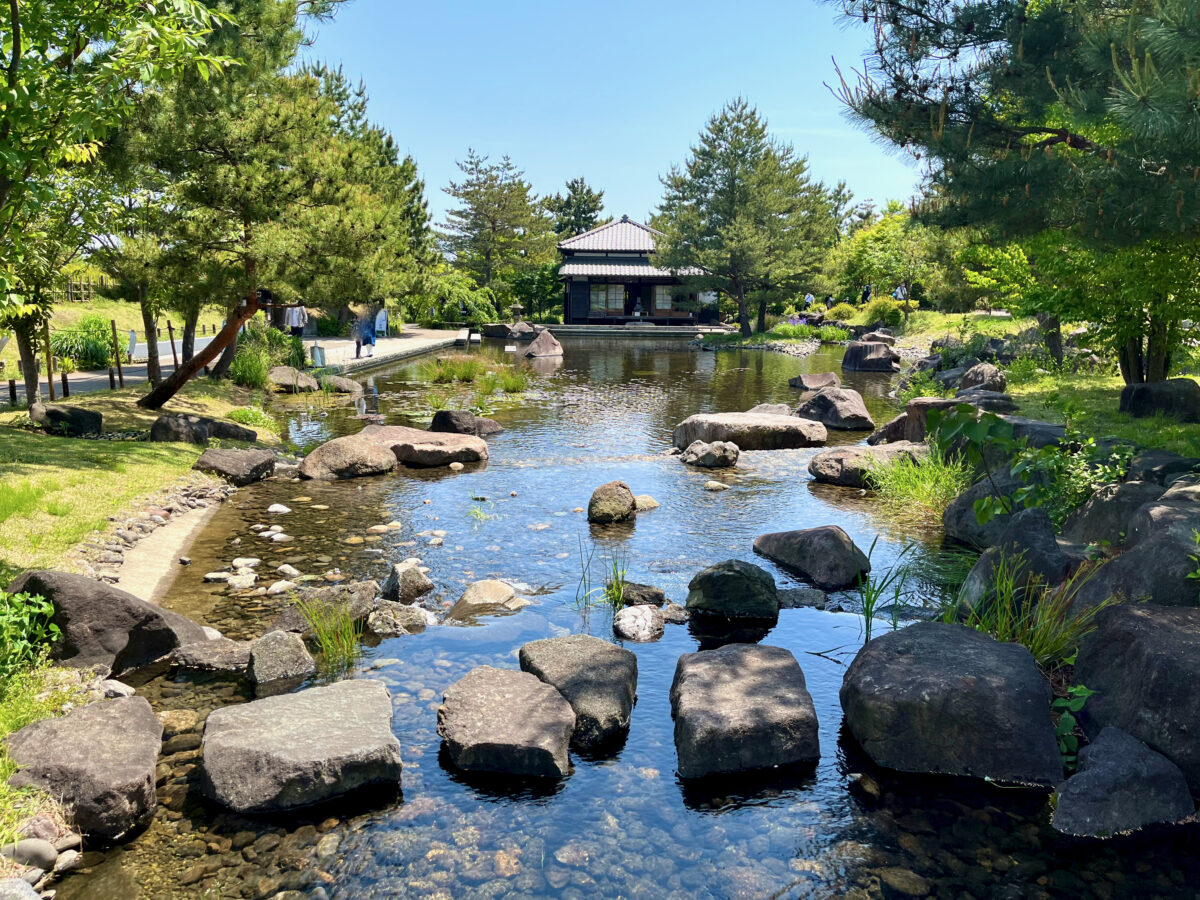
519,634,637,749
671,644,819,779
248,630,315,688
437,667,574,777
202,680,402,813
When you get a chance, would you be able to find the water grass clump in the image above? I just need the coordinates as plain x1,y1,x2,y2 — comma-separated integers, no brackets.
866,444,973,519
227,406,279,434
499,369,530,393
422,355,491,384
294,596,362,677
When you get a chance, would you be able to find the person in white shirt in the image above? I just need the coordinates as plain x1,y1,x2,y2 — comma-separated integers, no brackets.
803,292,815,307
284,304,308,337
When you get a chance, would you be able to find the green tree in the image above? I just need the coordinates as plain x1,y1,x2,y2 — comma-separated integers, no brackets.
544,177,608,237
441,150,555,290
655,98,842,336
0,0,226,309
830,0,1200,382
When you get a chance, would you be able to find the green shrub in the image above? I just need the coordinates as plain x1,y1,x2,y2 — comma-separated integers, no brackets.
940,332,991,368
0,591,60,682
1005,355,1042,384
826,302,858,322
49,314,116,370
770,322,852,342
315,314,346,337
866,443,973,518
229,347,271,389
863,297,903,327
239,320,305,369
896,369,952,404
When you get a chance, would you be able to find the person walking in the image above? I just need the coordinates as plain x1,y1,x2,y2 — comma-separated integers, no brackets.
361,314,376,358
803,292,815,308
284,303,308,338
861,284,872,305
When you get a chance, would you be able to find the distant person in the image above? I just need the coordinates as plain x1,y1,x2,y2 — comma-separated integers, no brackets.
893,284,907,303
284,303,308,338
861,285,872,305
803,292,815,308
824,294,835,308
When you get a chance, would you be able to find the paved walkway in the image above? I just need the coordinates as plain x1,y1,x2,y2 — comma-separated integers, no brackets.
25,327,460,397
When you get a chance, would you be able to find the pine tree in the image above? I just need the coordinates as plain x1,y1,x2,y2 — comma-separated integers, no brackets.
829,0,1200,381
655,99,842,336
544,178,608,236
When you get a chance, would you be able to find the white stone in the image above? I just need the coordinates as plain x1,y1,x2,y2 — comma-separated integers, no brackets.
266,580,299,595
613,605,664,642
267,504,291,514
277,564,301,577
204,571,231,582
231,557,261,569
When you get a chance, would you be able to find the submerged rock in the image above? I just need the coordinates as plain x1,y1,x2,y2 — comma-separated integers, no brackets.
361,424,489,467
840,623,1061,785
202,680,402,813
685,559,778,620
268,365,319,393
587,480,636,523
671,644,819,778
795,387,875,430
519,634,637,749
613,605,664,642
438,667,574,777
753,526,870,590
672,412,826,451
447,579,527,621
788,371,841,392
6,571,207,675
680,439,740,468
1053,726,1194,838
298,433,397,480
8,697,162,840
170,638,252,673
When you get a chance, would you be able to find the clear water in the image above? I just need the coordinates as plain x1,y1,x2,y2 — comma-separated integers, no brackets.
56,339,1200,899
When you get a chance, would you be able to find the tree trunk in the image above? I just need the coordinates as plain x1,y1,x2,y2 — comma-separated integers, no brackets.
210,331,239,379
1145,314,1170,382
139,290,162,387
1117,337,1145,385
137,298,258,409
1034,312,1063,368
13,318,40,405
755,296,767,334
736,286,750,337
181,306,199,364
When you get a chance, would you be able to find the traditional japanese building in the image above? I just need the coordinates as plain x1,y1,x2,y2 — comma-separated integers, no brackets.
558,216,712,325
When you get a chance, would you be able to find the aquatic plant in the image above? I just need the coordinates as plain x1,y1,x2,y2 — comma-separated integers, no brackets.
499,369,530,393
467,498,498,523
856,538,909,643
426,391,450,411
293,596,362,677
475,372,501,396
939,555,1116,668
866,443,972,518
601,551,629,611
422,355,490,384
227,406,278,433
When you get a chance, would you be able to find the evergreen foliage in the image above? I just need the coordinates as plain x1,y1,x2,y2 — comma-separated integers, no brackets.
544,177,608,236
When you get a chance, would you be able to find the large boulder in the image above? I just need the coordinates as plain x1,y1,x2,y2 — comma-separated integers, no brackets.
808,441,928,488
1075,604,1200,792
1060,480,1165,546
840,623,1062,785
1125,476,1200,546
522,330,563,358
961,362,1007,392
380,559,434,604
149,414,209,444
273,580,380,634
322,374,362,394
1070,529,1200,612
1127,449,1200,485
28,402,102,436
587,480,636,523
957,508,1072,612
193,448,276,486
788,371,841,392
1119,378,1200,423
429,409,478,435
519,634,637,749
684,559,778,620
942,468,1026,549
679,439,739,468
672,412,827,451
867,412,907,446
671,644,819,778
360,424,489,467
202,680,402,813
841,341,900,373
7,697,162,840
5,571,208,675
795,387,874,430
298,433,397,480
753,526,870,590
1052,726,1194,838
437,666,575,777
268,366,319,393
247,630,315,688
447,579,526,621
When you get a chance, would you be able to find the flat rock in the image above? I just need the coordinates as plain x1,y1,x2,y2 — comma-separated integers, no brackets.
6,571,207,675
685,559,778,619
788,371,841,391
671,644,819,778
753,526,870,590
8,697,162,840
1052,726,1194,838
437,667,574,777
840,623,1061,785
273,581,380,634
361,424,489,467
795,387,875,430
587,480,636,523
613,605,664,642
298,433,397,480
808,442,928,488
193,448,276,486
447,580,524,621
680,439,739,468
672,412,826,451
268,366,319,393
519,634,638,748
248,630,315,687
170,638,252,673
202,680,402,812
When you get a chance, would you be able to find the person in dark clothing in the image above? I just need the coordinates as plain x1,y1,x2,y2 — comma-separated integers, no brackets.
861,285,872,305
824,294,835,308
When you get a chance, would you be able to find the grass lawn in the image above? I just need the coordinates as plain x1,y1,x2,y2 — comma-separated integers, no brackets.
0,379,278,583
1007,371,1200,457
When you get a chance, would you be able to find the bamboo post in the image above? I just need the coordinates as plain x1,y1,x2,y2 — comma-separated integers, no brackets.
60,372,69,398
7,380,16,406
108,368,116,389
43,320,56,401
110,320,125,387
167,320,179,370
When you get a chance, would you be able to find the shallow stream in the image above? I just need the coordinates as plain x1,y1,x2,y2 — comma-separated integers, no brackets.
57,339,1200,899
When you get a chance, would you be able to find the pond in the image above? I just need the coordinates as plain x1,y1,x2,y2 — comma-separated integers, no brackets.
57,338,1200,899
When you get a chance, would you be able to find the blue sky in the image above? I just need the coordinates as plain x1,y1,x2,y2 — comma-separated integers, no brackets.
303,0,922,224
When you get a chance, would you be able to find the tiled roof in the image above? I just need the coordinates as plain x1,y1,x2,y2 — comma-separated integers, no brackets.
557,216,661,252
559,257,702,278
